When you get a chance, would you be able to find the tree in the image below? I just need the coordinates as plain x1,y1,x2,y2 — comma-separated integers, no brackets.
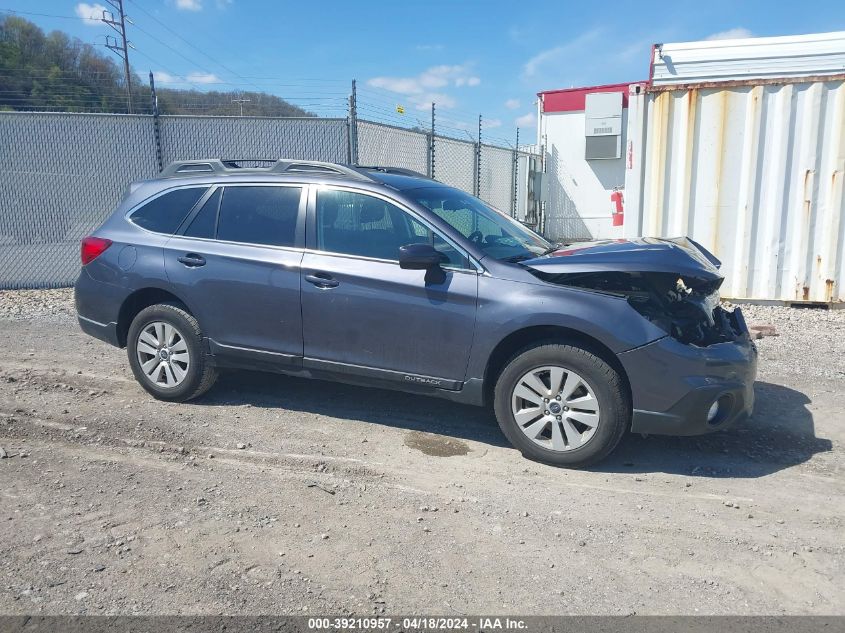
0,16,314,117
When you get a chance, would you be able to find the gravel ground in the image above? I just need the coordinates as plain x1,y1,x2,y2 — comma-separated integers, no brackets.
0,288,843,615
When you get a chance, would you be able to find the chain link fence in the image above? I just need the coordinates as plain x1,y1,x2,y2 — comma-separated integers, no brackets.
479,145,515,213
356,121,430,175
433,136,476,194
0,113,159,289
0,111,541,289
159,116,349,165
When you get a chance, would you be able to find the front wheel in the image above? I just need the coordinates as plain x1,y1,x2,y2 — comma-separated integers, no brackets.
493,343,629,467
126,302,217,402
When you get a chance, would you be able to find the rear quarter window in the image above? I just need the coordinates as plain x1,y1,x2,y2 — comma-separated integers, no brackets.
130,187,208,234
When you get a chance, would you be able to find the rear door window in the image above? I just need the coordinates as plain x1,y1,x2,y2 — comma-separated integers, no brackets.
131,187,208,234
217,186,302,248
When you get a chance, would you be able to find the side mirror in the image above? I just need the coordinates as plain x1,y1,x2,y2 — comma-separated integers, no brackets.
399,243,447,285
399,243,441,270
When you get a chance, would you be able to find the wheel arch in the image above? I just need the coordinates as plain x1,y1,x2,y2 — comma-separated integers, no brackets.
116,287,195,347
482,325,632,408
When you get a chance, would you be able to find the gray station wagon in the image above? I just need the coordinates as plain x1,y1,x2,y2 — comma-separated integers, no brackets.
75,159,757,467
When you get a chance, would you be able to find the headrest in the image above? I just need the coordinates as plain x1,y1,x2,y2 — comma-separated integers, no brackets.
443,198,465,211
360,198,386,223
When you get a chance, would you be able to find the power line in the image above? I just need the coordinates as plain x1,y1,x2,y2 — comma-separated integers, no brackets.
0,9,85,20
126,0,265,94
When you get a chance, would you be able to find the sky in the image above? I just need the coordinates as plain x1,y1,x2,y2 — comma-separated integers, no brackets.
4,0,845,143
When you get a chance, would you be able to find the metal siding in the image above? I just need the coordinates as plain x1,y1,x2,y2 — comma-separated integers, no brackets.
652,31,845,86
628,78,845,303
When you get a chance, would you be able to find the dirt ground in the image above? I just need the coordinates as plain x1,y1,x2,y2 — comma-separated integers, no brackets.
0,290,842,615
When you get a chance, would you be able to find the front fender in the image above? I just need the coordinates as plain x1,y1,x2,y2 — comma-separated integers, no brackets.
466,276,666,380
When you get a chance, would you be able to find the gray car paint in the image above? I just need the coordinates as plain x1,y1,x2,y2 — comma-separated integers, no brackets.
75,167,757,436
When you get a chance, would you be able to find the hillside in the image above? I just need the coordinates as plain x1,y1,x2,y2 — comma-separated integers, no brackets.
0,15,313,117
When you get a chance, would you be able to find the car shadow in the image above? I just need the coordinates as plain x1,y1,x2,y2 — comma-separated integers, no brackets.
597,381,833,478
194,374,831,477
198,369,510,448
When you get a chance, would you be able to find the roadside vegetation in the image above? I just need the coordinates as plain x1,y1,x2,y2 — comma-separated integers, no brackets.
0,16,312,116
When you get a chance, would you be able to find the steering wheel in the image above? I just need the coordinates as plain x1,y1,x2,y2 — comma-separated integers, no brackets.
467,230,484,245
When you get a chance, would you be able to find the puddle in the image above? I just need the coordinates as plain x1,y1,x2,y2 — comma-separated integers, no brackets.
404,431,469,457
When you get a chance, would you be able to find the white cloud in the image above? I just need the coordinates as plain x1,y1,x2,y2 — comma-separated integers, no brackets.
523,29,603,78
367,64,480,110
482,118,502,129
153,71,180,84
153,71,221,85
416,44,444,52
75,3,106,24
504,98,521,110
175,0,203,11
705,27,753,41
515,112,536,128
186,72,221,84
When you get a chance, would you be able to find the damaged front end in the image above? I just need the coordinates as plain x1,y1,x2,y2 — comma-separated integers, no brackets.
533,270,747,346
520,237,751,347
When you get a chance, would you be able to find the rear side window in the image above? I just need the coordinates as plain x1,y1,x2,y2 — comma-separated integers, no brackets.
217,186,301,247
130,187,208,234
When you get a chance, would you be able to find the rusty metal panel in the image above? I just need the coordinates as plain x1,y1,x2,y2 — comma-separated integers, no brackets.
626,78,845,303
652,31,845,87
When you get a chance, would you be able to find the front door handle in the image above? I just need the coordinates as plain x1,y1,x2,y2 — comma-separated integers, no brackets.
304,272,339,289
177,253,206,267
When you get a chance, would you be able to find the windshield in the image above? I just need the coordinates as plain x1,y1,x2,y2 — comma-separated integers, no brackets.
405,186,551,261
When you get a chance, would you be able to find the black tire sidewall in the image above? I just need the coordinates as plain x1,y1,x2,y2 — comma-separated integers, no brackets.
127,304,206,402
493,344,628,467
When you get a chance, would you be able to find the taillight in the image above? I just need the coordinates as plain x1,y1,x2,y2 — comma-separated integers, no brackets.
80,236,112,265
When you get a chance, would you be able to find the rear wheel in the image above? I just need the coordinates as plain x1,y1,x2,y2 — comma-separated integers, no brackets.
493,343,629,467
127,303,217,402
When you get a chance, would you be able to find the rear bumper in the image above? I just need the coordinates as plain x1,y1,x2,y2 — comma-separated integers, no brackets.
74,268,124,348
77,314,120,347
618,320,758,437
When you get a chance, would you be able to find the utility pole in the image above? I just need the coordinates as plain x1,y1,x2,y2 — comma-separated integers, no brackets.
102,0,132,114
232,93,250,116
429,102,436,179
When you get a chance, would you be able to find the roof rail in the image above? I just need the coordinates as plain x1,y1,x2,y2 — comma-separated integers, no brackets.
159,159,373,181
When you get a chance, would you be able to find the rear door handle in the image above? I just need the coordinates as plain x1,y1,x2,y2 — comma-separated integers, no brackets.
177,253,206,267
304,272,339,289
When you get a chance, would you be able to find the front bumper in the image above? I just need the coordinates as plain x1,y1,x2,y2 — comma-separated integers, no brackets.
618,318,758,436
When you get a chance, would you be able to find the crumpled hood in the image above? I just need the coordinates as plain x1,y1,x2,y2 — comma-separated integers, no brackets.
521,237,722,283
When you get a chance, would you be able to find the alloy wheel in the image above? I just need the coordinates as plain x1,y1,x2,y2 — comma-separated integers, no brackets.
135,321,190,388
510,365,600,451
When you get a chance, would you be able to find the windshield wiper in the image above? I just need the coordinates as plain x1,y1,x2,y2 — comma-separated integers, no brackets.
501,254,533,263
501,243,560,264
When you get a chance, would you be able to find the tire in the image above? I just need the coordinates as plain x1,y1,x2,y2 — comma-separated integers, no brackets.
126,302,217,402
493,343,629,467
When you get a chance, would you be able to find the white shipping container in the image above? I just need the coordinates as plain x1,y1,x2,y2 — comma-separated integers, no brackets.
624,33,845,304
